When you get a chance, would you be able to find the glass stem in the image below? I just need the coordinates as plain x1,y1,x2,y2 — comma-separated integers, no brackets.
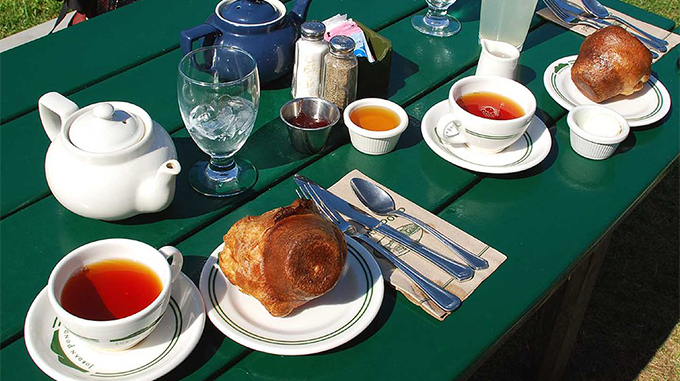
209,157,236,171
425,6,450,27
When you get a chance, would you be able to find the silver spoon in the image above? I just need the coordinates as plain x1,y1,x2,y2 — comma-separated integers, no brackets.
581,0,668,48
350,178,489,270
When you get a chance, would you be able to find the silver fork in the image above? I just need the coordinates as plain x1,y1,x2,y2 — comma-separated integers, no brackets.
296,184,461,312
543,0,662,57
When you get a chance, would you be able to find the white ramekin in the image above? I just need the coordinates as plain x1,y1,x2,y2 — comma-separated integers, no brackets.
343,98,409,155
567,105,629,160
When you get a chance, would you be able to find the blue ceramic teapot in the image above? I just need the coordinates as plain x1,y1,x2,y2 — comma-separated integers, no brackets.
180,0,312,84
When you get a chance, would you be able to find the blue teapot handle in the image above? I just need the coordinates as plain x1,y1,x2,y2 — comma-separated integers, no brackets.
180,24,220,55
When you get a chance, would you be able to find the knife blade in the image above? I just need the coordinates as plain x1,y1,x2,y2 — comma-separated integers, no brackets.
294,174,474,281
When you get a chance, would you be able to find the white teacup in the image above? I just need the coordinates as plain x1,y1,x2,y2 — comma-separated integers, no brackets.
476,39,520,80
436,76,536,154
47,238,183,351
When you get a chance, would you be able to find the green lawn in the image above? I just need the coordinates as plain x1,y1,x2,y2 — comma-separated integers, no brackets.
0,0,62,39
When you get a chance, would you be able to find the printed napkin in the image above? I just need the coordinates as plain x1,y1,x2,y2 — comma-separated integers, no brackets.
328,170,506,320
537,0,680,62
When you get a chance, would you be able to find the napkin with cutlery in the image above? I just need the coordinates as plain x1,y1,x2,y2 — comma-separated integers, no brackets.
537,0,680,62
328,170,506,320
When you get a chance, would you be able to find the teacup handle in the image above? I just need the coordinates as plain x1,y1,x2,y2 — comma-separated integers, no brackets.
436,113,467,145
158,246,183,283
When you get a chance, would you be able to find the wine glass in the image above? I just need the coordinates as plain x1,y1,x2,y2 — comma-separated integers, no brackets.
412,0,461,37
178,46,260,197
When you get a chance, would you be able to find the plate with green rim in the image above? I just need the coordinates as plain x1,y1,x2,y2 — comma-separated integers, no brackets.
199,236,384,356
24,273,205,381
421,100,552,174
543,55,671,127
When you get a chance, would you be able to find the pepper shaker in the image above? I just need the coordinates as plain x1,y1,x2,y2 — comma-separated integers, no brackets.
292,21,329,99
321,35,358,110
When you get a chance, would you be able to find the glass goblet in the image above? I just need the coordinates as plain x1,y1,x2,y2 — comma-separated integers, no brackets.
412,0,461,37
178,46,260,197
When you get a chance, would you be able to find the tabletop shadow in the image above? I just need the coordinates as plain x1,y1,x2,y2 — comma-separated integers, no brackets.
387,52,420,98
452,0,481,23
322,283,398,354
262,74,293,91
483,121,559,180
521,24,567,52
391,115,426,153
517,65,537,86
157,322,228,381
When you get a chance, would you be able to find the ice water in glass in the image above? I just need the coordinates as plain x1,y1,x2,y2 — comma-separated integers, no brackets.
178,46,260,197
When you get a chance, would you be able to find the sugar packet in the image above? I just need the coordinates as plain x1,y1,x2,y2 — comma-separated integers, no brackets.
322,14,375,63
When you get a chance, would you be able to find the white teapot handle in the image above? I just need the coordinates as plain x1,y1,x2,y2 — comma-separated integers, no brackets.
38,92,79,141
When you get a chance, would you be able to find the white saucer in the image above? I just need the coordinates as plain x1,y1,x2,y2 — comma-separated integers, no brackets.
25,273,205,381
199,236,384,356
543,55,671,127
421,100,552,174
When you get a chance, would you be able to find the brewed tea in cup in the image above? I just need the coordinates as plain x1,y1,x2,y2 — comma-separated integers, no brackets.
436,76,536,153
47,239,183,351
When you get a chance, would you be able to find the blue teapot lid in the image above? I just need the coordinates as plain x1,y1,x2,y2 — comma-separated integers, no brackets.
218,0,282,25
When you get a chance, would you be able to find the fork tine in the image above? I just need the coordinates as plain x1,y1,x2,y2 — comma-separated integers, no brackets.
302,184,339,224
543,0,567,20
296,184,330,220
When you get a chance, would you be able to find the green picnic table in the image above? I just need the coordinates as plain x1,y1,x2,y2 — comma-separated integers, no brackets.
1,0,677,379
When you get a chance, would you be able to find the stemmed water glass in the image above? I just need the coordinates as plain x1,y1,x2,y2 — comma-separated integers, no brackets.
178,46,260,197
412,0,461,37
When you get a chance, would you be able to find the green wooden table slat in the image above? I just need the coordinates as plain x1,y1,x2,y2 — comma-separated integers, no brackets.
0,0,223,124
0,0,427,218
0,0,451,346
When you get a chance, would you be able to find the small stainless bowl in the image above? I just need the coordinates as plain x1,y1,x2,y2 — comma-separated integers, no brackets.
280,98,341,154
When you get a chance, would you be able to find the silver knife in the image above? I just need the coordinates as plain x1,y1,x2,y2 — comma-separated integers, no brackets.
552,0,667,53
294,174,474,281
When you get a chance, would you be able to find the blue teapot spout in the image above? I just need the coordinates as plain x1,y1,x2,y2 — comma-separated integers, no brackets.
290,0,312,24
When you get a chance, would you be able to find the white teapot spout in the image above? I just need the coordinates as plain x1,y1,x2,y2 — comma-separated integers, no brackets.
38,92,80,141
137,159,181,214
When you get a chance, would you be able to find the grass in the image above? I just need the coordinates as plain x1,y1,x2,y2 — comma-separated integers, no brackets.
0,0,62,39
1,0,678,380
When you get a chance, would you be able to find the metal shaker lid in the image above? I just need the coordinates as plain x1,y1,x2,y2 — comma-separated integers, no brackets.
300,21,326,40
329,35,355,55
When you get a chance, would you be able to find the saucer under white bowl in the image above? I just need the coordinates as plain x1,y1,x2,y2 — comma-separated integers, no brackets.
421,100,552,174
543,55,671,127
199,236,384,356
25,273,205,381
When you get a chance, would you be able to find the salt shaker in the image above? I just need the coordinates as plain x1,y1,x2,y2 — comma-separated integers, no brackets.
292,21,329,99
321,35,358,110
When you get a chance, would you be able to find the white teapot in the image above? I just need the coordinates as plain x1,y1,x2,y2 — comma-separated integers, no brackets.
39,92,181,221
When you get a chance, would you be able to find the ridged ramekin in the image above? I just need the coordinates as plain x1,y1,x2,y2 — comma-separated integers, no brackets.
343,98,409,155
567,105,629,160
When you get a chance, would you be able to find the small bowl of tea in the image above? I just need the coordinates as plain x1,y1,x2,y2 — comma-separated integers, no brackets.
280,97,341,154
47,238,183,351
343,98,409,155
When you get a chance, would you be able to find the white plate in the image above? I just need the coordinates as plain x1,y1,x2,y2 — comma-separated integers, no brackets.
543,55,671,127
25,273,205,381
421,100,552,174
199,236,384,356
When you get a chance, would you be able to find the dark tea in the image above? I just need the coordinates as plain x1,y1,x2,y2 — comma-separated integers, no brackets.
456,92,524,121
349,106,401,132
60,259,162,321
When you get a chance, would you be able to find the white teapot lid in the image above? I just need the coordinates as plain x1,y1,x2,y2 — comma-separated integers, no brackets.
68,103,146,153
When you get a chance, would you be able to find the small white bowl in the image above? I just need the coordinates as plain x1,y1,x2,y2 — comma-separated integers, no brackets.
343,98,409,155
567,105,629,160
